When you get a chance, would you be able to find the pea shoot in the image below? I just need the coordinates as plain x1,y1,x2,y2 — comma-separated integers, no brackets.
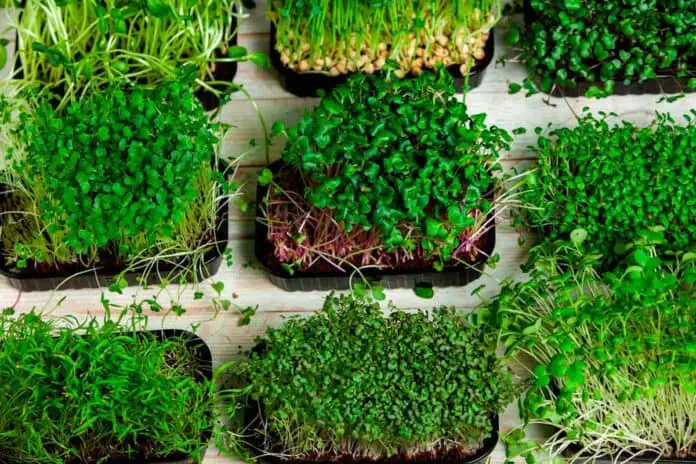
268,0,500,77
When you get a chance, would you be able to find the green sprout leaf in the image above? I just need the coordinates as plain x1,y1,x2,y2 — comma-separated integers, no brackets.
413,283,434,299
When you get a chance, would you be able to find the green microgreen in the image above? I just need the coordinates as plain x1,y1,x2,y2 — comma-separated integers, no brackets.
511,0,696,96
261,70,512,273
217,293,513,460
13,0,248,107
489,235,696,461
267,0,500,77
513,110,696,268
0,309,213,463
0,83,242,285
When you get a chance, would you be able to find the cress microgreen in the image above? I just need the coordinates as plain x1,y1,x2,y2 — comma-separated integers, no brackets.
514,110,696,268
268,0,500,77
217,293,513,460
261,70,512,273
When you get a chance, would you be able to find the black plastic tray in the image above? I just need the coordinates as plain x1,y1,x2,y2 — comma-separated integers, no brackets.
269,24,495,97
62,329,212,464
254,162,496,292
0,179,229,292
522,0,696,97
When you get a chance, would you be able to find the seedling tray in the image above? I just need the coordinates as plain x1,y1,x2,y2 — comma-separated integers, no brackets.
255,162,496,292
0,181,229,292
522,0,695,97
269,24,495,97
242,344,499,464
74,329,212,464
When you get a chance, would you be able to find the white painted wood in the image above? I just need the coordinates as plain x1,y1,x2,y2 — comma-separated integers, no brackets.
0,3,694,463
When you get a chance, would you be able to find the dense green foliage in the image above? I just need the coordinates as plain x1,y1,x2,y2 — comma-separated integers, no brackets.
1,83,234,273
268,0,499,76
219,294,513,459
516,111,696,266
514,0,696,96
267,71,509,270
492,233,696,461
0,311,212,463
15,0,243,106
15,84,214,255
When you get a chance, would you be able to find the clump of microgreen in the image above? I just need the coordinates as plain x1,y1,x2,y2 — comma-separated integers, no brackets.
0,309,213,463
261,70,513,274
514,110,696,268
507,0,696,96
0,83,241,282
13,0,261,107
268,0,500,77
218,293,513,460
490,231,696,462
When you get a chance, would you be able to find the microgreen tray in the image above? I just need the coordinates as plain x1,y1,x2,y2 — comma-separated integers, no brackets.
269,25,496,97
241,343,499,464
0,185,229,292
522,0,696,97
91,329,212,464
254,162,496,292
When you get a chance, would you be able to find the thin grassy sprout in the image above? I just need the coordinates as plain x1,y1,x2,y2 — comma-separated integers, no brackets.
0,307,214,463
12,0,244,107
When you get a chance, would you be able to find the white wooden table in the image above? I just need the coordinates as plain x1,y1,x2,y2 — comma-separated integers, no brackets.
1,3,694,462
